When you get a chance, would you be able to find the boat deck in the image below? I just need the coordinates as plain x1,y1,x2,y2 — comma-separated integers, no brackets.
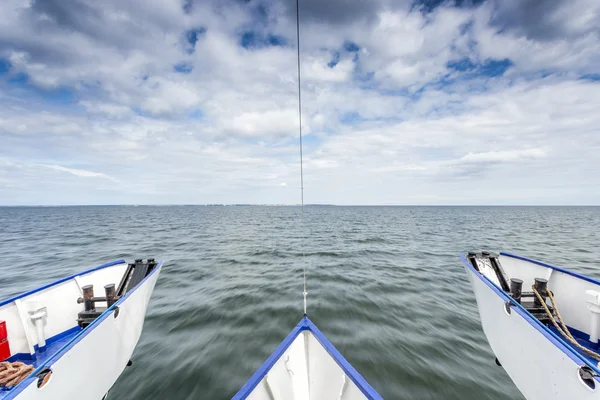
548,325,600,366
8,327,82,368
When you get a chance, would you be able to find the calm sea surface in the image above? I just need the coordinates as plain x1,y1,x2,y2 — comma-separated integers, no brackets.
1,206,599,399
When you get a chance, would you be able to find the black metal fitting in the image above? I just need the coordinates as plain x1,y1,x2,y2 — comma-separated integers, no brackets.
490,255,510,292
510,278,523,304
467,252,480,271
78,283,118,309
534,278,548,307
105,284,117,307
579,365,598,390
82,285,94,311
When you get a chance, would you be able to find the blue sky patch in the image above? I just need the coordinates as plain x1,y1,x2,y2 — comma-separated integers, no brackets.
415,0,486,13
132,107,155,118
254,3,269,24
580,74,600,81
188,109,204,119
0,58,11,75
328,52,340,68
480,58,513,77
185,27,207,54
240,31,287,49
237,0,269,26
447,58,477,71
182,0,193,14
340,111,361,125
41,87,76,105
266,34,286,46
3,71,76,105
344,41,360,52
356,71,375,82
174,62,193,74
447,57,512,77
459,20,474,35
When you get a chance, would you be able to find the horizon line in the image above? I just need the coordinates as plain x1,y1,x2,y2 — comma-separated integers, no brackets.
1,204,599,207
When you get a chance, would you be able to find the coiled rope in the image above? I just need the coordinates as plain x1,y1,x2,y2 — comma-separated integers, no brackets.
0,361,33,388
532,286,600,362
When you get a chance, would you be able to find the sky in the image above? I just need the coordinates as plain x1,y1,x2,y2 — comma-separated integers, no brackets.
0,0,599,205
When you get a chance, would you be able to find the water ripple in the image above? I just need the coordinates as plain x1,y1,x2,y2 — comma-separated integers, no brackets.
1,205,599,399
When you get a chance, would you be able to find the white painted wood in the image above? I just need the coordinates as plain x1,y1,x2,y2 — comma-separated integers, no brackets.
586,291,600,344
13,299,35,355
0,263,129,355
73,276,85,294
499,255,600,337
247,330,368,400
465,263,600,400
26,300,47,350
31,314,46,350
475,258,502,288
9,264,161,400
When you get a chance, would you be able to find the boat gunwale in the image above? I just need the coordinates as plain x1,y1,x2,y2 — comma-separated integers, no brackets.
461,252,600,379
232,316,382,400
2,259,163,399
0,259,127,308
500,251,600,287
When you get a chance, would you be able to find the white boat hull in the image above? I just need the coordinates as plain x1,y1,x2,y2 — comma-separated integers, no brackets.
234,317,382,400
463,253,600,400
1,260,161,400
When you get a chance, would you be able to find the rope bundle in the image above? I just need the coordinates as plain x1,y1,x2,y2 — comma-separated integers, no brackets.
0,361,33,388
532,286,600,362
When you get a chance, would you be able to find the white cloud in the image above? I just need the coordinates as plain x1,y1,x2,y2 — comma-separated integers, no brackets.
0,0,599,205
457,148,547,164
40,165,119,181
224,109,300,139
80,101,134,118
304,58,354,82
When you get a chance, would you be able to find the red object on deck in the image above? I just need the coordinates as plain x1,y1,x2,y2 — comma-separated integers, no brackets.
0,321,6,340
0,321,10,360
0,340,9,361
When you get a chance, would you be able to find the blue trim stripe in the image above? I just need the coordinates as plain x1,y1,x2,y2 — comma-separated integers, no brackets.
564,324,593,343
500,252,600,287
232,317,382,399
7,352,34,362
0,260,126,308
232,318,306,399
34,326,81,353
3,260,162,399
7,326,82,363
461,253,600,379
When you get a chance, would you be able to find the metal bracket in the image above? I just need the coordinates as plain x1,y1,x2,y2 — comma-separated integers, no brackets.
579,365,598,390
504,301,513,315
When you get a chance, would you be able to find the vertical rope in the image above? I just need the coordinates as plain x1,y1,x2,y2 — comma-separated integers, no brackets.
295,0,307,316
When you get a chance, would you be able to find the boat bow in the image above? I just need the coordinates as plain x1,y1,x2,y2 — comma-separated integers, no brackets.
234,317,382,400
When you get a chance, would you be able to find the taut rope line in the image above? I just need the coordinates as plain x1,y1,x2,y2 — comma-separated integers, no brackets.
295,0,307,316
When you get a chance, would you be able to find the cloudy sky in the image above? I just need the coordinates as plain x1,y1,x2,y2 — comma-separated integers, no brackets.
0,0,599,205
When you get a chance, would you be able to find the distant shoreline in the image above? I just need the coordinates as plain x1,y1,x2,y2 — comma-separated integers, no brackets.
0,204,598,207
